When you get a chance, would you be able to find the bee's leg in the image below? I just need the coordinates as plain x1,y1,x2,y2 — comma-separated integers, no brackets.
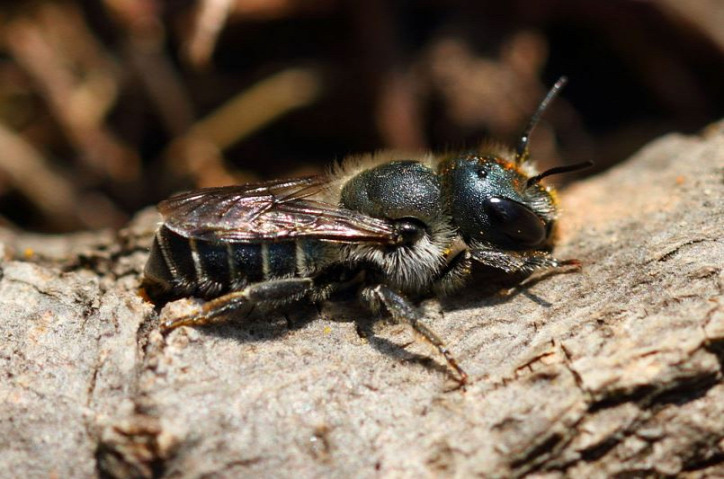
365,284,468,386
160,278,314,332
471,248,579,275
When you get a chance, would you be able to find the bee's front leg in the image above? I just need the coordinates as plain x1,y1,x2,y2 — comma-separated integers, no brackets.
471,246,580,275
160,278,315,332
362,284,468,386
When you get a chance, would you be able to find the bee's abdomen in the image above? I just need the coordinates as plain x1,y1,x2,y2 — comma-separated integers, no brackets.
143,225,320,301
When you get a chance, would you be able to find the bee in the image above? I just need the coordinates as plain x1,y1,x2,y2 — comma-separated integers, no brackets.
142,77,591,385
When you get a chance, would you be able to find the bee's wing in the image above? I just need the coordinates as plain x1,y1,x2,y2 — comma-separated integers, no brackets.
159,176,324,222
159,176,400,244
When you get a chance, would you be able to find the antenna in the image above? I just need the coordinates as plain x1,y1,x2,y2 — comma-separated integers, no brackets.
515,76,568,165
526,161,594,188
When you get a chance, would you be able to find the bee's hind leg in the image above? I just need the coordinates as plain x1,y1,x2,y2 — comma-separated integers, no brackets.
364,284,468,386
160,278,314,332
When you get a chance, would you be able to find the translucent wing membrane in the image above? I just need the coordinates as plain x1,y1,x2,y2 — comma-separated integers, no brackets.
159,176,400,244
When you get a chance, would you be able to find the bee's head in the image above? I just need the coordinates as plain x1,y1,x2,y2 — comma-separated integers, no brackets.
440,154,564,250
439,77,592,251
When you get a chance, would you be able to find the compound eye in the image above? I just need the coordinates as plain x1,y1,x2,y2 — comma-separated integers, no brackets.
483,196,547,247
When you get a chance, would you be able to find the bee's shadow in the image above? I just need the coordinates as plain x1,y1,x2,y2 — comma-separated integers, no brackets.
176,301,320,343
439,265,581,311
160,296,450,377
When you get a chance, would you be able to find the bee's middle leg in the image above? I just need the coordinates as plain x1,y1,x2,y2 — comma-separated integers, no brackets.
160,277,314,332
364,284,468,385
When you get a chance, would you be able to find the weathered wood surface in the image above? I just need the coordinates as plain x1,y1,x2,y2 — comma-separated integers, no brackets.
0,124,722,478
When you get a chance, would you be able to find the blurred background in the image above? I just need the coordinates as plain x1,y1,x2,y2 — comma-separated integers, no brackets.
0,0,721,233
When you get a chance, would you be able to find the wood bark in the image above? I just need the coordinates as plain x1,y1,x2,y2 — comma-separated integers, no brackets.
0,123,723,478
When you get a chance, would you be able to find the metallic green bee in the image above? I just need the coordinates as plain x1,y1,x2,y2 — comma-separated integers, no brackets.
143,77,590,384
